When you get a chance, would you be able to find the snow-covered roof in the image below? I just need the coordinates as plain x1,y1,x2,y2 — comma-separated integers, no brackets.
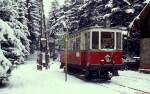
129,3,150,30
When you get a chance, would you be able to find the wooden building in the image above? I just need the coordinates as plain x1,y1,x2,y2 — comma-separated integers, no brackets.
129,3,150,73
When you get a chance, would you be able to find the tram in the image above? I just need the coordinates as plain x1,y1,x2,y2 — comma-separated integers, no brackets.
60,27,125,80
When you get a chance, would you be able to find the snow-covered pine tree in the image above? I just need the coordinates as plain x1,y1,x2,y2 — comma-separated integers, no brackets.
102,0,144,27
0,19,12,79
47,0,62,35
63,0,83,33
26,0,43,53
0,0,30,64
49,0,145,33
78,0,105,28
17,0,30,56
47,0,62,58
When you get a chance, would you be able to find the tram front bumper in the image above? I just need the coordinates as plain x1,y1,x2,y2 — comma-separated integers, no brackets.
88,64,124,71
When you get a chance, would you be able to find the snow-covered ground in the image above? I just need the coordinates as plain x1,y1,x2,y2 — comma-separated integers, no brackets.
0,54,150,94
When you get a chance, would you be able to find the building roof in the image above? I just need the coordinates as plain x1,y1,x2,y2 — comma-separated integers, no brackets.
129,3,150,31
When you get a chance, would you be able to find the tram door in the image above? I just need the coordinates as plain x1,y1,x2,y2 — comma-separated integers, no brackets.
83,32,90,65
83,31,100,65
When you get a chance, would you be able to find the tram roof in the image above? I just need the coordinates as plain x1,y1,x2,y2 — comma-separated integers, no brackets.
80,26,127,31
69,26,127,36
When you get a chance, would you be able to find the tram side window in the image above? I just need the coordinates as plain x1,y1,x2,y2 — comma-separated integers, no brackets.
85,32,90,50
101,32,114,49
76,37,80,50
68,40,70,50
69,39,73,51
73,40,76,50
116,32,122,49
92,32,99,49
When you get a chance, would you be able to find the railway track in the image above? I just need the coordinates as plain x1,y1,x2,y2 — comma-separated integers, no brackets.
72,73,150,94
100,81,150,94
119,75,150,82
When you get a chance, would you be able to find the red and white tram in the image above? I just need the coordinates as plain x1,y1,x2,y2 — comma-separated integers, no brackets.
60,27,125,80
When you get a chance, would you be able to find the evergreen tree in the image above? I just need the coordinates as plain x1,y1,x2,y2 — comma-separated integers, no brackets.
0,0,30,64
26,0,43,53
47,0,61,35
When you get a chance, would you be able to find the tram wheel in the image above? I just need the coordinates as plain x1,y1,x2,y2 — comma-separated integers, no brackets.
106,72,112,80
85,70,91,81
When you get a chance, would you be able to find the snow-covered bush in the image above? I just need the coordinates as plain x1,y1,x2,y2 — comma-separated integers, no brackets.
0,48,12,78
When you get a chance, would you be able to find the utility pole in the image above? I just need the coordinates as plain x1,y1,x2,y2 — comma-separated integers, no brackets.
64,33,68,81
61,16,69,81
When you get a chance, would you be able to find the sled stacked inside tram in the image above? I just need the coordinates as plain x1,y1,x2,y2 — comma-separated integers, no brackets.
60,27,124,80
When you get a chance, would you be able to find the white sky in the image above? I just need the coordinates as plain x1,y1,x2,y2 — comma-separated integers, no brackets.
43,0,65,18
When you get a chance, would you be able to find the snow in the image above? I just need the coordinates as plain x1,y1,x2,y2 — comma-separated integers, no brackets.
105,0,113,8
123,0,131,5
111,7,120,12
0,60,117,94
0,20,14,42
125,8,135,14
61,20,68,29
113,71,150,92
144,0,150,3
0,18,29,71
103,13,112,19
128,16,140,29
40,38,47,41
78,3,88,10
0,53,150,94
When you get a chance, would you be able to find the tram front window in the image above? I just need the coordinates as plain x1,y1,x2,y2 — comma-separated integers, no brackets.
92,32,99,49
101,32,114,49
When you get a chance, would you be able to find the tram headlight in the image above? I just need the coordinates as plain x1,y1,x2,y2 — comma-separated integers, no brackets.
104,55,112,63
